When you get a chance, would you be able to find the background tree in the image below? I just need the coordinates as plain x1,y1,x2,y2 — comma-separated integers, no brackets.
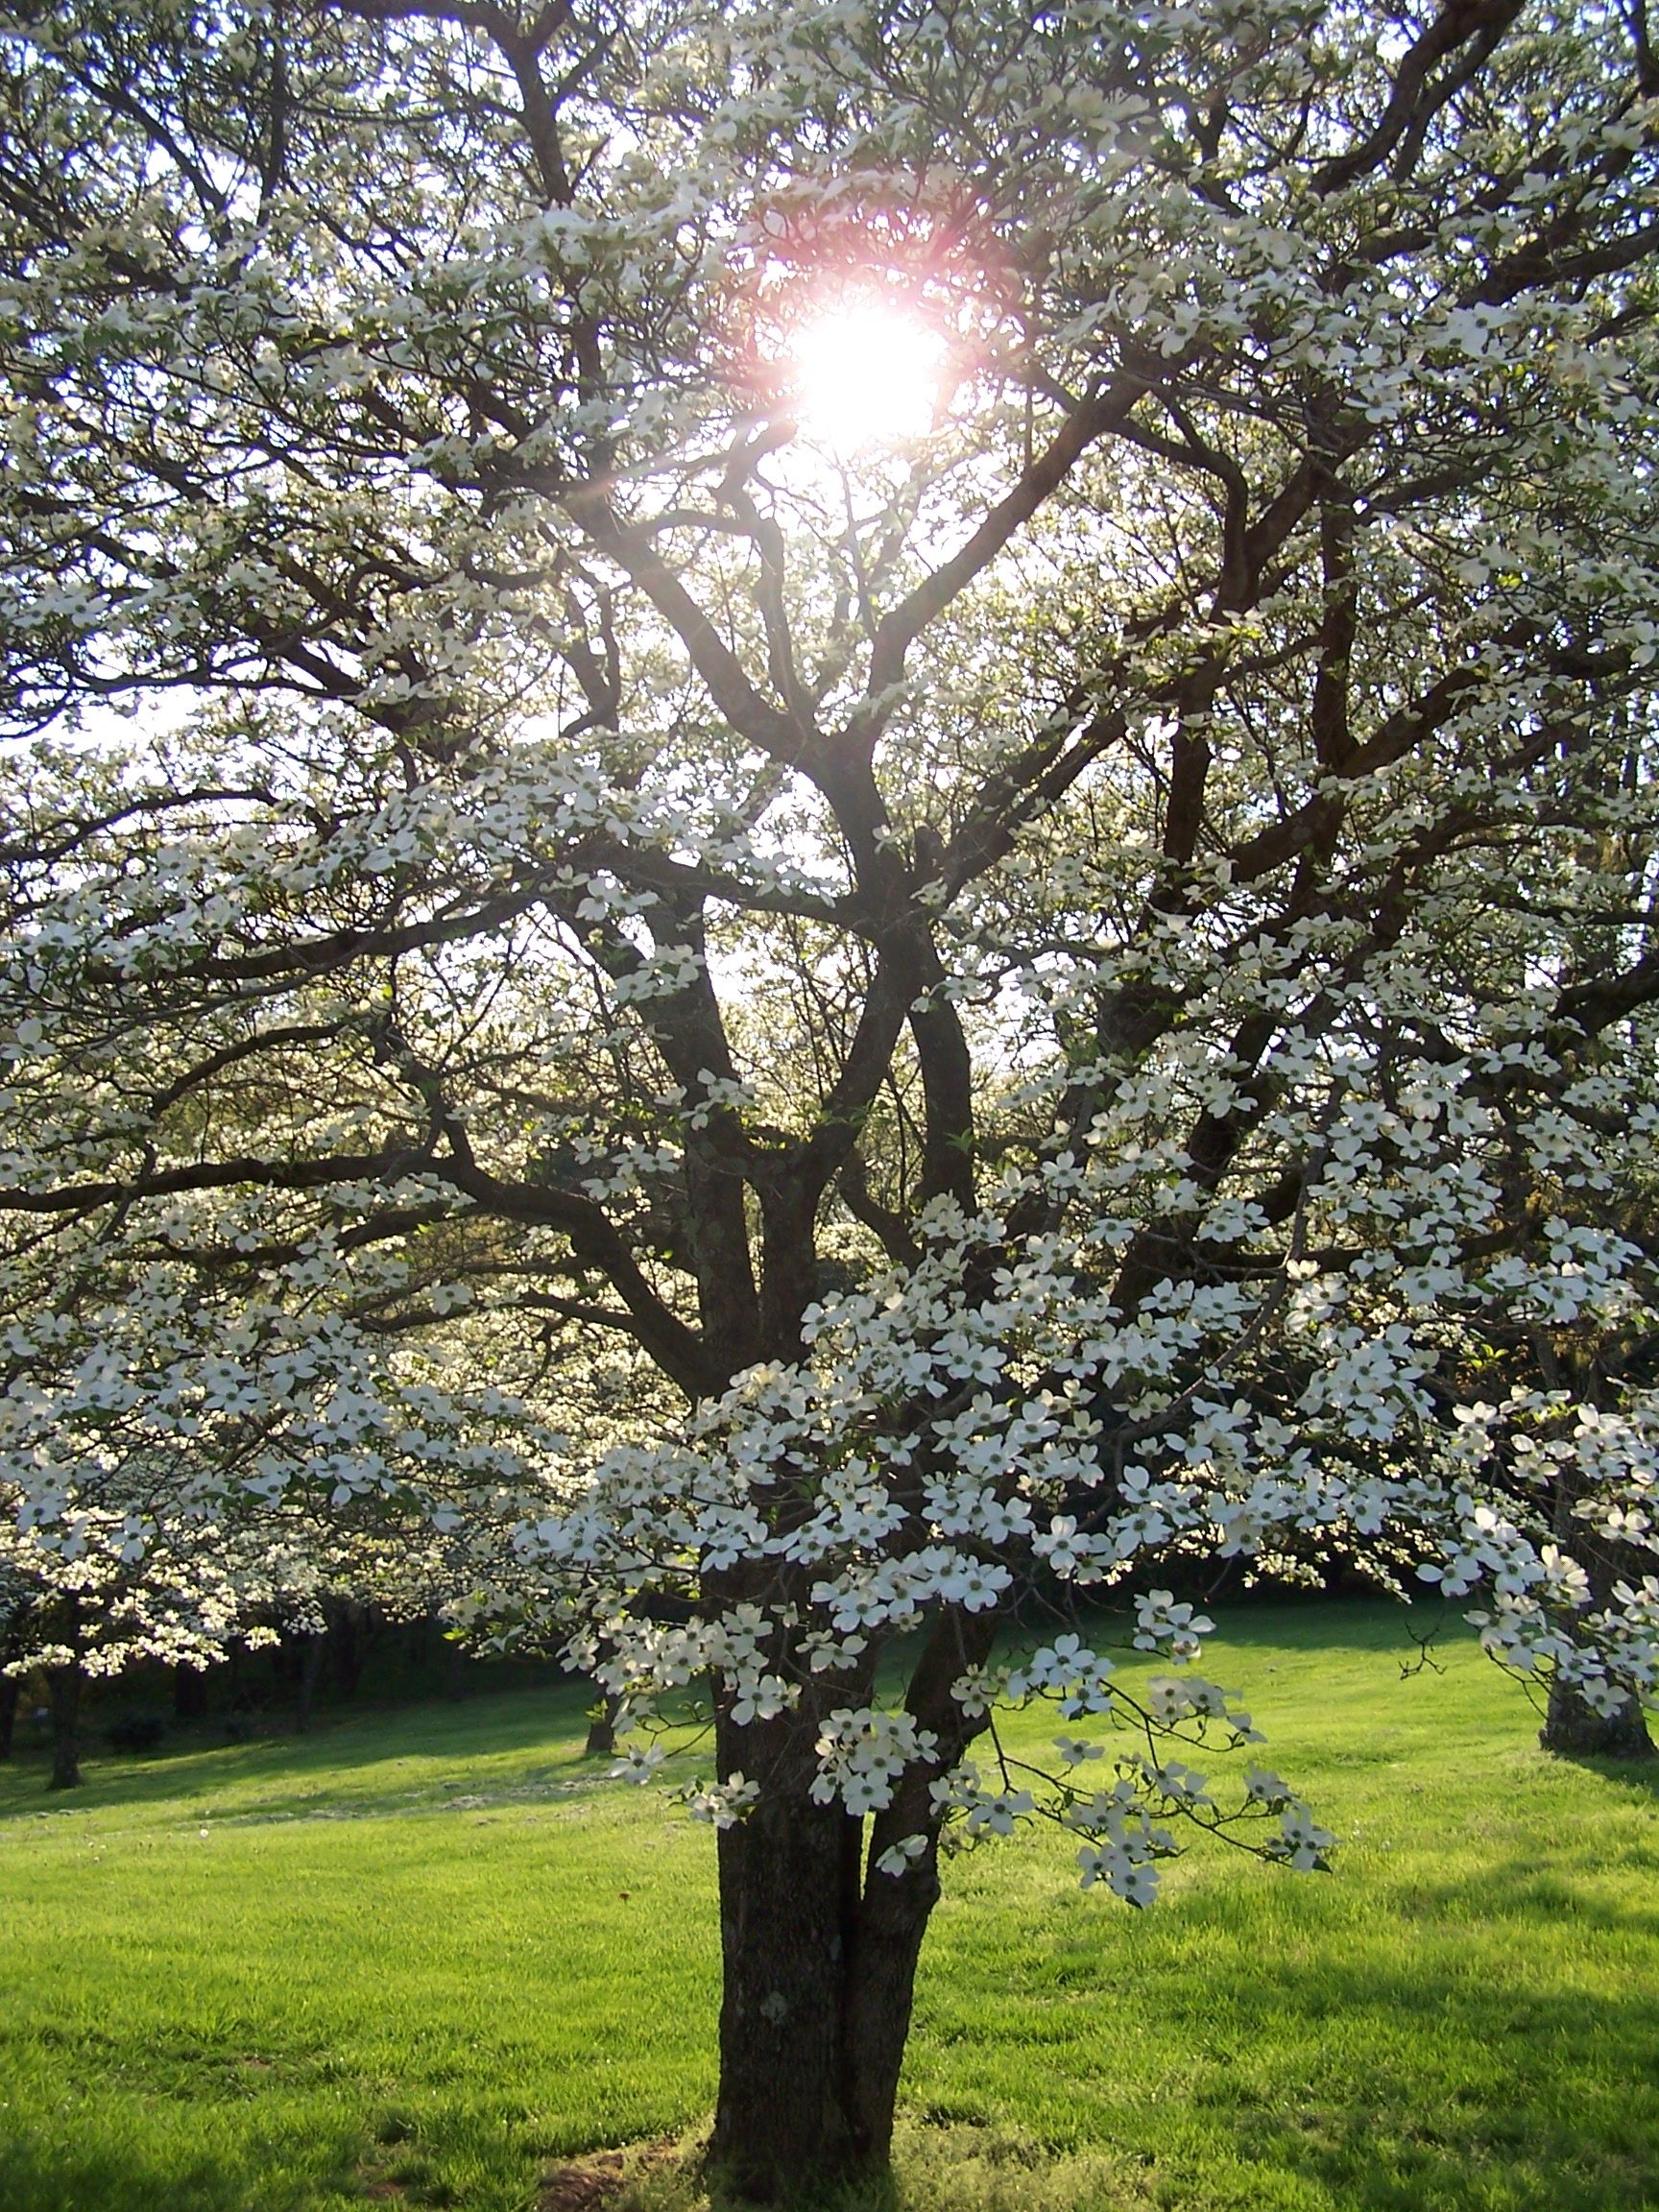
3,0,1659,2197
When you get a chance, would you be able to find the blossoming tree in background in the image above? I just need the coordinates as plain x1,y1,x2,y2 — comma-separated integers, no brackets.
3,0,1658,2194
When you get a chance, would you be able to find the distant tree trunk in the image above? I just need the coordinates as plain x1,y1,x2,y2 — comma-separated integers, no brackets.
0,1671,17,1760
47,1662,83,1791
173,1661,209,1720
1543,1440,1656,1761
296,1631,326,1732
583,1686,622,1758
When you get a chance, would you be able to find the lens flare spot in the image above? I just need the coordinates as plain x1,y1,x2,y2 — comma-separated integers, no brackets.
788,300,947,457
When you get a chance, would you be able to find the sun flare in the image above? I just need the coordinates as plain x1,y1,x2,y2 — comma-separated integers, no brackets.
787,298,948,459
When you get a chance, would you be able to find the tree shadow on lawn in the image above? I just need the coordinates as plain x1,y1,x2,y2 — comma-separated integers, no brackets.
1536,1742,1659,1801
541,2127,1156,2212
0,1601,1462,1830
1164,1935,1659,2210
924,1846,1659,2207
1376,1847,1659,1938
0,1677,603,1827
541,2056,1659,2212
0,2136,348,2212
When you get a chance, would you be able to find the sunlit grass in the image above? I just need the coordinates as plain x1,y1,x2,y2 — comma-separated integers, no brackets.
2,1605,1656,2210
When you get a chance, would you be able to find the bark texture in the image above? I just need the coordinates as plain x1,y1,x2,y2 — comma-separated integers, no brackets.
706,1611,994,2201
708,1787,864,2200
707,1791,944,2201
838,1840,944,2164
1540,1677,1655,1760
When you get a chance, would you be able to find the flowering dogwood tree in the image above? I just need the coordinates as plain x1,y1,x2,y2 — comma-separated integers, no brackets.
4,0,1659,2194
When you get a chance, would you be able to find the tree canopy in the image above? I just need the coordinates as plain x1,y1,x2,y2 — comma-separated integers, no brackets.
4,0,1659,2195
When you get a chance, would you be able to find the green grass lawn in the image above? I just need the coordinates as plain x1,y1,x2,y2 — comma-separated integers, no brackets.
2,1604,1656,2212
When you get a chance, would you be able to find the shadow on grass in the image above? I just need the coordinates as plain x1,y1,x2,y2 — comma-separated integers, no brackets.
0,1676,601,1826
0,1603,1464,1825
1537,1743,1659,1801
1387,1852,1659,1936
1182,1950,1659,2211
566,1922,1659,2212
0,2138,351,2212
571,2125,1162,2212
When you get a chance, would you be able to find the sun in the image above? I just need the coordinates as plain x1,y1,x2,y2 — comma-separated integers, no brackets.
786,297,948,459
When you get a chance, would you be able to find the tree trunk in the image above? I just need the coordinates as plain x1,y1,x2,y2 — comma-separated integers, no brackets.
839,1837,945,2163
47,1662,82,1791
0,1671,17,1760
705,1738,944,2202
703,1600,996,2202
1541,1676,1655,1760
708,1786,866,2200
296,1631,325,1732
1542,1438,1656,1762
583,1687,621,1759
